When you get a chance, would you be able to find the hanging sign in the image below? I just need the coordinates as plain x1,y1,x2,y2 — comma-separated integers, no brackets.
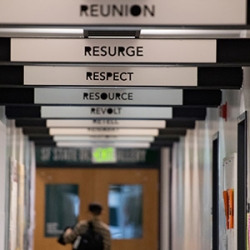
41,106,172,119
49,128,159,136
47,120,166,128
53,135,155,142
57,141,151,148
0,0,246,25
35,88,182,105
24,66,197,87
11,39,216,63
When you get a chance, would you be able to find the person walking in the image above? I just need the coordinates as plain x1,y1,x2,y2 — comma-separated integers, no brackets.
63,202,111,250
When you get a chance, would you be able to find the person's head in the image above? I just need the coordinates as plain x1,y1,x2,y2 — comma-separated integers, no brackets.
88,202,103,216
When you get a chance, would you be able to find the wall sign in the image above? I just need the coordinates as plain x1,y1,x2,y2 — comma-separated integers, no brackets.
35,88,182,105
11,39,216,63
36,147,160,166
41,106,172,119
24,66,197,87
0,0,246,25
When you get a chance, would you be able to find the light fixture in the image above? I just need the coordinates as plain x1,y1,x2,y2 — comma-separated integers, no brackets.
140,29,249,39
0,27,249,39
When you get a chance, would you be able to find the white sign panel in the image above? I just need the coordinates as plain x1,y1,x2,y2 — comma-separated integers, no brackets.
54,135,155,142
57,142,150,148
0,0,246,25
47,120,166,128
41,106,172,119
24,66,197,86
49,128,159,136
11,39,216,63
35,88,182,105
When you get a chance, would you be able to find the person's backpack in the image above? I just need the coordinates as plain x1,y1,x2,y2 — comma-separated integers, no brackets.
73,221,104,250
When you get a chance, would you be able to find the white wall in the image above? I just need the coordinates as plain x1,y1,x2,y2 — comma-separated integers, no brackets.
0,107,36,250
171,67,250,250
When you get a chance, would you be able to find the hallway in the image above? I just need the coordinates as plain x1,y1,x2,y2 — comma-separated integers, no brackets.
0,1,249,250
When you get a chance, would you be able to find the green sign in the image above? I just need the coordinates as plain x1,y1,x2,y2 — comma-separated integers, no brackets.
92,147,116,163
36,147,160,167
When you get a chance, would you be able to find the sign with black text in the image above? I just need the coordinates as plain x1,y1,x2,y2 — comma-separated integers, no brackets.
35,88,182,105
0,0,246,25
24,66,197,86
11,39,216,63
41,106,172,119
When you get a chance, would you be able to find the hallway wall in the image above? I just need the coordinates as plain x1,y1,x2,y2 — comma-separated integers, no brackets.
171,67,250,250
0,107,36,250
0,106,8,250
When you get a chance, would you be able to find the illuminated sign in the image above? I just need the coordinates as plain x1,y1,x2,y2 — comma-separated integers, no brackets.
92,147,116,163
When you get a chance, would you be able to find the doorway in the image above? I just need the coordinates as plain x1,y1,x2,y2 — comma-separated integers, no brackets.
34,168,159,250
212,133,219,250
237,112,247,250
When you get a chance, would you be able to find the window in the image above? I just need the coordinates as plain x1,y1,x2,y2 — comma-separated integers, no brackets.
108,184,143,239
45,184,80,237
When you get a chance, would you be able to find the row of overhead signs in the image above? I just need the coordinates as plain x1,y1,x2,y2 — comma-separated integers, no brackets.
0,0,247,148
0,32,244,148
0,4,246,250
13,117,195,148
